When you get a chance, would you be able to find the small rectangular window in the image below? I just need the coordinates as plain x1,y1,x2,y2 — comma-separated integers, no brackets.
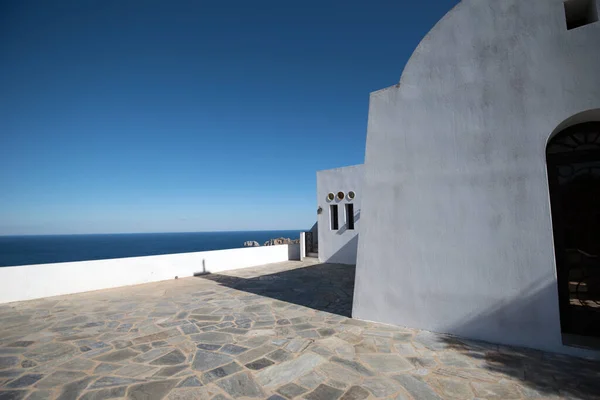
345,204,354,230
564,0,598,30
330,205,339,230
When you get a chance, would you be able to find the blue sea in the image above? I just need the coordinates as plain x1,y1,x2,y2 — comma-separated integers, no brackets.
0,230,302,267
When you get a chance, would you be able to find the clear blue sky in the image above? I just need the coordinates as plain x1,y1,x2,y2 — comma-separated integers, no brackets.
0,0,458,235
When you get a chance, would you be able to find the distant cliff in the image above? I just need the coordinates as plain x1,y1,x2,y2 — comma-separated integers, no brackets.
243,237,299,247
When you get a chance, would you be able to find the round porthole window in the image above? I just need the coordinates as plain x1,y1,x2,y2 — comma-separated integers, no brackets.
327,193,335,201
347,191,355,200
337,191,345,200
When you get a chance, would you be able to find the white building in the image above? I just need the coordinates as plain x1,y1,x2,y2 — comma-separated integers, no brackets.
317,0,600,358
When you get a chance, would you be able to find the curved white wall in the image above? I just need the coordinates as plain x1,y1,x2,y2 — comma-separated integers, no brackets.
1,244,299,304
353,0,600,356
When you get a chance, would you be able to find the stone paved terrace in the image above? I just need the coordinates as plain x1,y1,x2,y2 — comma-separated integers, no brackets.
1,260,599,400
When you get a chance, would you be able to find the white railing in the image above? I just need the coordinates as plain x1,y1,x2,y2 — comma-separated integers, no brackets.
0,244,300,304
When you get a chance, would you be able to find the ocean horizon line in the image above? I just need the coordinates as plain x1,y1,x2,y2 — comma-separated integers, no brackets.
0,229,305,238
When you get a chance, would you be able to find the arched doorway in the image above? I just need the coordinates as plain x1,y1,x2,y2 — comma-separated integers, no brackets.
547,121,600,344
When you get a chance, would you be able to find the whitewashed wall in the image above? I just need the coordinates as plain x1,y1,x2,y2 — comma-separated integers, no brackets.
353,0,600,357
0,244,300,304
317,165,363,265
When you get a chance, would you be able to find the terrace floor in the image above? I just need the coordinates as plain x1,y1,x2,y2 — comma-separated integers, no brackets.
1,260,599,400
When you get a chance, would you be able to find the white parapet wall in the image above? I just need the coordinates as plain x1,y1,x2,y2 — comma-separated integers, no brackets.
0,244,300,304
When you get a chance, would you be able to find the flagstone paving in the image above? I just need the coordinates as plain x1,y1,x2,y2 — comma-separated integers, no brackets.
0,260,599,399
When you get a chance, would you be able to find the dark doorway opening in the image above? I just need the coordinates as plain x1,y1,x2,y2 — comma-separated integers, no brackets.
547,122,600,346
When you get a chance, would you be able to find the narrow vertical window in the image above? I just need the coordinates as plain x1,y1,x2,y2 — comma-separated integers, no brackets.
564,0,598,30
330,205,339,230
346,203,354,230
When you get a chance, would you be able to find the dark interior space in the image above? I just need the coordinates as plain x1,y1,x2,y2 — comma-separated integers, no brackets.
547,121,600,344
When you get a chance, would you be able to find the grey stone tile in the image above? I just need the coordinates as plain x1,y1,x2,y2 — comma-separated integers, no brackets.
0,349,27,355
317,328,335,337
298,330,320,339
362,377,403,397
150,350,186,365
189,332,233,345
176,375,203,388
0,390,27,400
0,370,26,380
180,324,199,335
292,324,316,331
79,386,127,400
358,354,413,373
132,344,151,352
0,357,20,370
211,395,232,400
216,372,264,399
192,350,233,372
318,363,361,385
127,379,178,400
159,321,187,328
201,362,243,384
471,381,521,400
413,332,449,351
21,360,36,368
6,374,44,388
154,365,188,377
111,340,133,350
36,370,87,389
297,371,326,391
392,375,442,400
310,346,333,358
245,358,274,370
266,349,292,363
235,345,276,364
266,395,286,400
59,358,96,371
276,383,308,399
340,386,370,400
196,344,221,351
244,305,270,313
25,390,54,400
327,380,348,390
132,329,179,345
241,336,270,348
114,363,157,377
433,366,496,382
94,349,138,363
24,342,78,363
406,356,436,368
6,341,35,348
93,363,121,374
131,347,172,363
304,384,344,400
56,376,95,400
330,357,374,376
284,339,311,353
166,387,217,399
189,315,222,322
219,344,247,356
256,353,326,388
89,376,144,390
428,376,473,399
218,328,248,335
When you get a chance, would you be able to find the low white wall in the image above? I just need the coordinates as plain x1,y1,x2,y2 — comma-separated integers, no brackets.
0,244,299,304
